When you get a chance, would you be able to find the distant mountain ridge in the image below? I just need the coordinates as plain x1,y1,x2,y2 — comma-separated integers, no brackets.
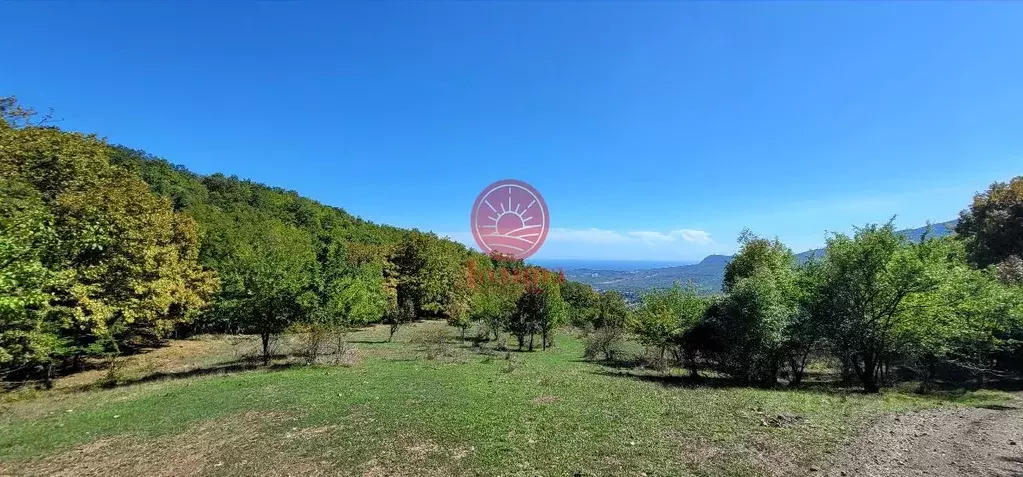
561,221,958,298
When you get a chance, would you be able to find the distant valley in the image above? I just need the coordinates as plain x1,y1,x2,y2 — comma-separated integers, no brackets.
558,221,957,298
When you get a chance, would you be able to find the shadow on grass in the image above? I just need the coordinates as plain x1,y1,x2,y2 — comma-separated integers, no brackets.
570,356,648,370
589,364,878,396
592,368,745,389
86,359,306,391
978,403,1021,411
592,365,1023,402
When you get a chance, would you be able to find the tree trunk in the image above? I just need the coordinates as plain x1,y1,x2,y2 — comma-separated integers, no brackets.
261,333,271,366
541,330,548,350
528,333,535,352
857,354,880,393
788,354,807,387
517,334,524,351
389,323,397,342
43,361,54,389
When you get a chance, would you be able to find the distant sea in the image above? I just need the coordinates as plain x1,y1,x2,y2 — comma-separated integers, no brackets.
527,259,695,272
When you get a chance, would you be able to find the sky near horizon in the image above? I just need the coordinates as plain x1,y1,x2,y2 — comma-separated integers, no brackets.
3,2,1021,261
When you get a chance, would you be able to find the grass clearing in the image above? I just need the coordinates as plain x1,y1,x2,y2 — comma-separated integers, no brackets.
0,321,1012,476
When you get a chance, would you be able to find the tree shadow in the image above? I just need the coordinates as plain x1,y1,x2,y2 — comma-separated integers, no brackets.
570,356,647,370
590,366,875,396
592,368,744,389
83,358,306,391
979,378,1023,393
978,403,1021,411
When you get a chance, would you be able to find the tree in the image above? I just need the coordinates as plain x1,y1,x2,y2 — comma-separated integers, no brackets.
535,282,568,350
469,279,521,345
634,283,709,375
387,296,416,343
509,282,567,351
314,243,392,330
0,180,57,384
594,290,630,329
304,247,393,361
445,278,473,342
560,280,599,327
810,222,942,392
1,99,217,378
213,219,316,364
714,270,795,385
712,232,798,385
785,259,829,386
722,229,794,293
894,238,1023,388
509,287,539,351
956,176,1023,268
389,231,469,320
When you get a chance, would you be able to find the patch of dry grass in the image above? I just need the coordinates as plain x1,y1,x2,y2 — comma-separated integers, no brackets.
10,411,298,477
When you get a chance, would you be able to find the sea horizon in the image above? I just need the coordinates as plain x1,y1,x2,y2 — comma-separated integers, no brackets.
527,259,697,272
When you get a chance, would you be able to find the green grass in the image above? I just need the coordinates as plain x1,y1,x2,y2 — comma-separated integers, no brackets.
0,322,1011,476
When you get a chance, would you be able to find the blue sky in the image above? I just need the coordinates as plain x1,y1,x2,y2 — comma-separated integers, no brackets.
3,2,1021,261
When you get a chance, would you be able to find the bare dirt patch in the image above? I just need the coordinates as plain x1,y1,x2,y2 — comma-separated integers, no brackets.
826,397,1023,477
532,395,559,405
355,433,472,477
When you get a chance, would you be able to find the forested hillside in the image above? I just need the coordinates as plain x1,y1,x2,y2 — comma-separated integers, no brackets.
0,98,574,382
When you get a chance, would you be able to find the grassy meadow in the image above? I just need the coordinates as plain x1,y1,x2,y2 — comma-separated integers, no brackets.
0,322,1010,477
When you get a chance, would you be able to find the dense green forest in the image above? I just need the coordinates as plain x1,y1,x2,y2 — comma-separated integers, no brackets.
2,96,1023,394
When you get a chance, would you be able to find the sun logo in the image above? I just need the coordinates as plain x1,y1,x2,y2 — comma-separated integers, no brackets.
470,179,550,259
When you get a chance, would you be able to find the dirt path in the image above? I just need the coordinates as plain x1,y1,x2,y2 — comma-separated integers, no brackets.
826,397,1023,477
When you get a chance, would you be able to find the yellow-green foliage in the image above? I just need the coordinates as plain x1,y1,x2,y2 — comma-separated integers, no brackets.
0,99,218,375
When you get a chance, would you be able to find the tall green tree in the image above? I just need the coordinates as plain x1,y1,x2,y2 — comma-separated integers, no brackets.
313,243,391,330
390,231,469,319
809,222,943,392
560,280,600,327
1,98,218,377
0,180,57,382
713,232,798,385
634,282,709,371
594,290,630,329
535,281,568,350
510,282,567,351
956,176,1023,268
469,278,521,344
212,218,316,364
895,237,1023,387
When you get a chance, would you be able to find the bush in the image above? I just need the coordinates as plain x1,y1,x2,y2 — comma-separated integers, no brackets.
333,338,359,367
583,326,625,362
413,328,452,360
643,348,670,373
291,323,331,364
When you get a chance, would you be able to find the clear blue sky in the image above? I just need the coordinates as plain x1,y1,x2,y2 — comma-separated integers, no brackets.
3,2,1021,260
